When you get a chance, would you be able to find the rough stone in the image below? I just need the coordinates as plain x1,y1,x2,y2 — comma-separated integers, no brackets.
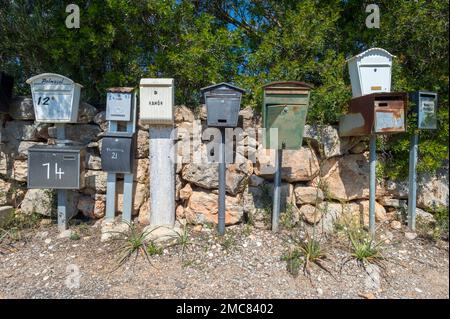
133,158,149,184
143,225,183,244
77,195,106,219
179,183,193,201
303,125,362,159
136,130,149,159
100,218,130,242
248,175,265,187
255,147,319,182
299,204,323,224
48,124,101,145
310,153,386,201
378,197,408,209
417,166,449,211
138,200,150,226
93,111,107,131
175,105,195,124
20,189,54,216
85,148,102,170
116,181,148,216
77,102,98,124
83,170,108,194
349,141,367,154
4,120,42,142
8,97,35,120
184,189,243,225
390,220,402,230
294,185,324,205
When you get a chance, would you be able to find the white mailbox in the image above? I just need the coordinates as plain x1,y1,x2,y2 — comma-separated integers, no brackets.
139,78,174,125
348,48,395,98
26,73,82,123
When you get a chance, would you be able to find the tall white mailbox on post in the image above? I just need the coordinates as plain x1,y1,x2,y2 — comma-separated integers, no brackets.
26,73,83,123
139,78,174,124
348,48,395,98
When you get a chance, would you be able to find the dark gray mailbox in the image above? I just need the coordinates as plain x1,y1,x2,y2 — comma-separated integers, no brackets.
101,132,134,173
27,145,85,189
409,91,438,130
106,87,134,122
0,72,14,114
201,82,245,127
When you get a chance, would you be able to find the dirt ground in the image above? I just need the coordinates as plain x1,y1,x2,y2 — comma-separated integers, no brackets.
0,221,448,299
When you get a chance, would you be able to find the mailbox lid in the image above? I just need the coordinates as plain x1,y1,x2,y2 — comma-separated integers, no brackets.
410,91,438,130
264,104,308,149
27,145,85,189
139,78,174,124
101,132,134,173
106,87,134,122
0,72,14,114
26,73,83,123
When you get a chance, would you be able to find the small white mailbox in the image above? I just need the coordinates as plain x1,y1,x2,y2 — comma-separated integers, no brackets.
348,48,395,98
26,73,83,123
139,78,174,125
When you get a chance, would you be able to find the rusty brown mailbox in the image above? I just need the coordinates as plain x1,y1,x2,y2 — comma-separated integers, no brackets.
339,92,407,137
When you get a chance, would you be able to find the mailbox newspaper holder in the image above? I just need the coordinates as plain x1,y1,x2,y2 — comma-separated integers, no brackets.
101,132,134,174
409,91,438,130
201,82,245,127
262,81,313,150
339,92,407,137
348,48,395,98
27,145,85,189
26,73,83,123
0,72,14,114
139,78,174,125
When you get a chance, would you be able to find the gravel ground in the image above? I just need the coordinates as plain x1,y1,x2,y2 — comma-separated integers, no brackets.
0,221,448,299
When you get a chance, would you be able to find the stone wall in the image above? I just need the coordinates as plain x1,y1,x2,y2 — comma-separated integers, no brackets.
1,97,448,232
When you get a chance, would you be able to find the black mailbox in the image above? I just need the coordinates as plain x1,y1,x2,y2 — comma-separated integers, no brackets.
0,72,14,114
101,132,135,173
409,91,438,130
201,82,245,127
28,145,85,189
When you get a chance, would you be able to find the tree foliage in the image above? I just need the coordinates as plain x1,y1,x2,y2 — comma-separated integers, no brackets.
0,0,448,177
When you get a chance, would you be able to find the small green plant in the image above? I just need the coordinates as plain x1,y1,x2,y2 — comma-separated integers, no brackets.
242,224,253,236
108,221,157,270
146,241,163,256
343,227,385,269
280,203,298,230
218,231,237,252
0,211,42,244
69,232,81,241
259,184,273,226
282,249,303,277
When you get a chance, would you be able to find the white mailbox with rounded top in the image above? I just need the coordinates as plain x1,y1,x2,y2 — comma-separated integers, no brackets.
26,73,82,123
139,78,174,124
348,48,395,98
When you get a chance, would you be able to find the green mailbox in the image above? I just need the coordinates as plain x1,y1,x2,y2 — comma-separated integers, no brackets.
263,81,313,149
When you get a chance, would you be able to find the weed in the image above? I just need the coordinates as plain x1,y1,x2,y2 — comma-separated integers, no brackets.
218,231,237,252
69,232,81,241
280,203,298,230
147,241,163,256
282,249,303,277
0,211,42,245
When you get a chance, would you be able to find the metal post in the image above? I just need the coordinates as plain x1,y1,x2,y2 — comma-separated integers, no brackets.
149,126,175,226
55,124,68,231
408,132,419,231
369,134,377,237
122,173,133,222
218,127,226,236
272,149,282,232
105,121,118,222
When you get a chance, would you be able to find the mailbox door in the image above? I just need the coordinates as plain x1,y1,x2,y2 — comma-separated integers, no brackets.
418,94,437,130
28,149,82,189
265,104,308,149
139,86,173,124
33,91,73,122
101,136,134,173
106,92,132,121
206,96,241,127
359,65,391,95
374,99,405,134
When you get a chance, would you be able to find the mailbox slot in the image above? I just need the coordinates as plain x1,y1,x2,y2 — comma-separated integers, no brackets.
262,81,313,150
26,73,83,123
101,132,135,173
27,145,85,189
201,83,245,128
139,78,174,125
0,72,14,114
106,87,134,122
409,91,438,130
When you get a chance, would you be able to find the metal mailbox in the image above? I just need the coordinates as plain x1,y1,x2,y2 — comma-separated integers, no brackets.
339,92,407,137
348,48,395,98
0,72,14,114
26,73,82,123
139,78,174,124
101,132,134,173
262,81,313,149
201,82,245,127
106,87,134,122
409,91,438,130
27,145,85,189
